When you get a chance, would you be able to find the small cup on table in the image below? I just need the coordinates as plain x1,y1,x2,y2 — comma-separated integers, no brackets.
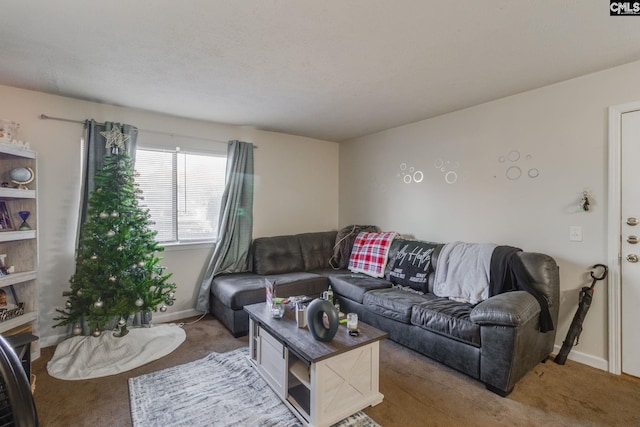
347,312,358,336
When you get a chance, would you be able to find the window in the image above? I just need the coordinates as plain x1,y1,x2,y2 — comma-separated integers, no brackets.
135,147,227,244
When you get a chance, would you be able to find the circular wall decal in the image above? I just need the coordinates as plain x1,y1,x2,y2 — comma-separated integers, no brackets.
506,166,522,180
444,171,458,184
508,150,520,162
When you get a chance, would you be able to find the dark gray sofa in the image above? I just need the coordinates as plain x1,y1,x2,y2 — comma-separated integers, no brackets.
209,230,559,396
210,231,338,337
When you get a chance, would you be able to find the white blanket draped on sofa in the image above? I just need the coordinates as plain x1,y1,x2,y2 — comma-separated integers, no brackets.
433,241,497,304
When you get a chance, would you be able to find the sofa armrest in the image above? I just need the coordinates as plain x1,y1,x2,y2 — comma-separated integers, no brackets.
470,291,540,327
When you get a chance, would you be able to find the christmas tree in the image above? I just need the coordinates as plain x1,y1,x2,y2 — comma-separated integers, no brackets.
54,127,176,337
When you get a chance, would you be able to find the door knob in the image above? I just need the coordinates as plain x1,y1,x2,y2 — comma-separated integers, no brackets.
627,254,639,263
627,217,639,226
628,236,639,244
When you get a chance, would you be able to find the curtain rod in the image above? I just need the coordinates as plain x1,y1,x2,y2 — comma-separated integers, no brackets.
39,114,257,147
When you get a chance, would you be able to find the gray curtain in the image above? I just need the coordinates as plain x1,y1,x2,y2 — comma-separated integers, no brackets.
195,140,254,312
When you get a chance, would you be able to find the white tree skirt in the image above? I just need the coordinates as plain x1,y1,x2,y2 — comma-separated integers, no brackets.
47,324,186,380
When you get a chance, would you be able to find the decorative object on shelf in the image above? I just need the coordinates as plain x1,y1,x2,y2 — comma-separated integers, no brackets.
0,254,14,276
0,120,18,140
0,120,29,149
0,286,24,322
17,211,31,231
306,298,339,342
9,167,34,190
0,201,14,231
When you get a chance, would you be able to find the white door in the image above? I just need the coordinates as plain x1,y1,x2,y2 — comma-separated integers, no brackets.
621,109,640,378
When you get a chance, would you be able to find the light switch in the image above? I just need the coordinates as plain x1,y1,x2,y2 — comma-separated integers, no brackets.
569,226,583,242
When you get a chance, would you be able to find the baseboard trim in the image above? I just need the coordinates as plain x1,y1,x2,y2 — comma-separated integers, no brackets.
153,308,203,324
38,309,206,349
553,344,608,371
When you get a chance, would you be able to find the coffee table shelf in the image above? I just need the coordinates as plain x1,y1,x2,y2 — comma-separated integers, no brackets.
245,302,387,427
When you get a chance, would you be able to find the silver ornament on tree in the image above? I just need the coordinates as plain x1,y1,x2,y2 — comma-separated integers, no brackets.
92,329,101,337
72,325,82,336
135,298,144,307
111,211,119,218
159,304,168,312
94,298,104,308
99,211,109,219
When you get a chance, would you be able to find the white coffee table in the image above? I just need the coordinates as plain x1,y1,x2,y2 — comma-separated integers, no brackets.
245,302,387,427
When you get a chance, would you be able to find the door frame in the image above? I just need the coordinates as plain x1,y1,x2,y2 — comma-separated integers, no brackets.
608,101,640,375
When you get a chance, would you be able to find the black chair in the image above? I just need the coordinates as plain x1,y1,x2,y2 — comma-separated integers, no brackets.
0,335,38,426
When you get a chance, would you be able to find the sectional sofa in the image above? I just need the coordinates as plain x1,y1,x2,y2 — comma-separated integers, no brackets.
209,229,559,396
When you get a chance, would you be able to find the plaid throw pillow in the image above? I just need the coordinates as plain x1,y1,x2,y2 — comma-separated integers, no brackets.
348,231,398,278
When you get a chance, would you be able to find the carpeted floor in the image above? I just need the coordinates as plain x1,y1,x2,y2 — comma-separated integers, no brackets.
33,314,640,426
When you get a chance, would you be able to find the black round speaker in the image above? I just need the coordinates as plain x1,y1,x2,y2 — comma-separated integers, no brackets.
306,298,339,342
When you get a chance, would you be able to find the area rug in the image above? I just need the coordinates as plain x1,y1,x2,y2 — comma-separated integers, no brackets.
128,347,381,427
47,323,186,380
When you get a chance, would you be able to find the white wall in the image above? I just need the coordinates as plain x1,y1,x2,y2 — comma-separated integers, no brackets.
339,59,640,370
0,85,339,347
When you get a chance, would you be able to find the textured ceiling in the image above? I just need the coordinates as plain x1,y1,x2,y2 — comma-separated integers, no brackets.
1,1,640,142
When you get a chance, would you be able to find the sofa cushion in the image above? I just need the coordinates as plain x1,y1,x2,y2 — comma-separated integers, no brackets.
363,288,431,324
212,272,328,310
348,231,398,278
411,297,481,346
387,240,440,292
211,273,267,310
263,272,329,298
253,235,305,275
329,273,392,304
297,231,337,271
